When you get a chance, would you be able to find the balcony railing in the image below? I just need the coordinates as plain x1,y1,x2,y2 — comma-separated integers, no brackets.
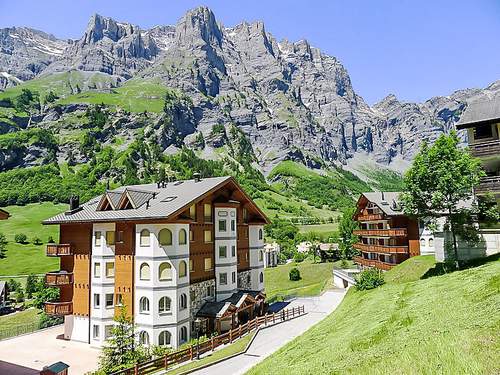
469,139,500,158
353,256,395,271
46,244,73,257
353,243,408,254
475,176,500,194
356,213,384,221
45,272,73,286
353,228,407,237
44,302,73,316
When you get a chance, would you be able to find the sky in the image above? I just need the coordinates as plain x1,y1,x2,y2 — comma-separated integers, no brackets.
1,0,500,104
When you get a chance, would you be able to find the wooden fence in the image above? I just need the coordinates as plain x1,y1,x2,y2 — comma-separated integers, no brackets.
112,305,305,375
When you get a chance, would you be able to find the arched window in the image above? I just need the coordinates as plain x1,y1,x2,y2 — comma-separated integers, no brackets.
159,228,172,246
139,263,150,280
259,229,263,240
180,293,187,310
140,229,150,247
158,331,171,346
259,272,264,283
159,296,171,314
429,238,434,247
180,326,188,343
179,261,187,278
179,229,187,245
420,238,425,247
159,262,172,281
259,250,263,262
139,297,150,313
139,331,149,346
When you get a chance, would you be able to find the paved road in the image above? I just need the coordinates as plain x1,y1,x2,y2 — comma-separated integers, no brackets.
189,290,347,375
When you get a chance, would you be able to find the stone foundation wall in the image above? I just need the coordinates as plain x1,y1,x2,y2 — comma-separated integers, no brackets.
189,279,216,330
237,270,252,290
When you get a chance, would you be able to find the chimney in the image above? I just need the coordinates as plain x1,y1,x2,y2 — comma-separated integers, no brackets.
193,172,201,182
65,195,82,215
381,191,385,201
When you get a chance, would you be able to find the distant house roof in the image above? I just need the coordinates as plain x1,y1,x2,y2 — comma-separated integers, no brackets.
43,176,268,225
456,97,500,129
358,192,403,216
0,208,10,219
43,361,69,373
196,290,265,318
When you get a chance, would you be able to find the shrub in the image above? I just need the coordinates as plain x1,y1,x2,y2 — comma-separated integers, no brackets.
38,313,63,329
289,267,301,281
355,268,385,291
32,237,42,245
293,252,305,263
15,290,25,303
14,233,27,244
47,236,55,243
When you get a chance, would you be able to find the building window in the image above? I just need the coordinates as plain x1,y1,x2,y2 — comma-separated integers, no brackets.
232,271,236,284
219,245,227,258
259,229,263,240
189,204,196,220
139,263,150,280
159,262,172,281
190,230,194,242
140,229,150,247
115,294,123,306
179,229,187,245
420,238,425,247
204,257,212,271
220,273,227,285
159,296,171,314
180,293,187,310
93,324,99,339
159,228,173,246
105,293,114,308
139,297,150,313
189,259,194,272
259,272,264,283
231,219,235,232
474,124,493,140
179,260,187,277
106,231,115,245
180,326,188,343
105,262,114,278
231,245,236,257
159,331,171,346
94,262,101,278
259,250,263,262
429,238,434,247
94,293,100,308
204,203,212,222
105,325,113,339
94,231,102,246
204,230,212,243
218,220,227,232
139,331,149,345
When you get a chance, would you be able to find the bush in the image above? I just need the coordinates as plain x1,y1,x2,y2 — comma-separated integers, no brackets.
293,252,305,263
355,268,385,291
14,233,27,244
32,237,42,245
289,267,301,281
38,312,63,329
47,236,55,243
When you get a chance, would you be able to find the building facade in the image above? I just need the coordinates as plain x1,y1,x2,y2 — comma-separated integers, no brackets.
263,242,280,268
43,176,268,348
352,192,423,271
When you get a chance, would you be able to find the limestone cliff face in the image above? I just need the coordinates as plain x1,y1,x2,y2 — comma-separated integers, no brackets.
1,6,500,174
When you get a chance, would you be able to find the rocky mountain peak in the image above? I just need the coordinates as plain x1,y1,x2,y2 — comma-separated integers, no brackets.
82,13,139,45
175,6,223,48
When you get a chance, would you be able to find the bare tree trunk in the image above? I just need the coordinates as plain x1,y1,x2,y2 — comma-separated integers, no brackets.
448,207,459,269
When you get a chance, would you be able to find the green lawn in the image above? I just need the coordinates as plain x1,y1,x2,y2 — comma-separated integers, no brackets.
264,260,336,301
0,308,41,329
248,256,500,375
166,332,255,374
298,223,338,235
384,255,436,284
0,203,66,276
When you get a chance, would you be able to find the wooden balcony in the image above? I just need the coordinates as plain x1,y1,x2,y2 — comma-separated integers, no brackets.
353,243,408,254
44,302,73,316
469,139,500,158
45,272,73,286
353,228,407,237
475,176,500,194
46,244,73,257
353,256,395,271
356,213,384,221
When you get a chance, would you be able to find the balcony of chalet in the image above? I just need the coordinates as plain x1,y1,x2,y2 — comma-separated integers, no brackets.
353,242,408,254
44,301,73,316
475,175,500,194
469,139,500,158
356,213,385,221
46,244,73,256
353,256,395,271
353,228,407,237
45,271,73,287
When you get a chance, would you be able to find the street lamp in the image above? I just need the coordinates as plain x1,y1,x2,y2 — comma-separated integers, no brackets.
194,318,202,360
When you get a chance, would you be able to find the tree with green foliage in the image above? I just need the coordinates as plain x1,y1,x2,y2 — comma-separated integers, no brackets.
400,132,487,269
355,268,385,291
14,233,27,244
338,206,359,260
0,233,7,258
32,279,59,309
14,89,40,123
44,90,58,104
99,306,148,373
289,267,301,281
7,279,21,294
25,274,39,299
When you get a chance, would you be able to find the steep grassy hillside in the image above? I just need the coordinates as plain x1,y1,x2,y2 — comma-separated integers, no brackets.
248,256,500,375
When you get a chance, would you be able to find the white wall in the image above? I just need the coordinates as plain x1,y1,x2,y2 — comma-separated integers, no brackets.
215,207,238,300
64,315,89,343
249,225,265,291
435,229,500,262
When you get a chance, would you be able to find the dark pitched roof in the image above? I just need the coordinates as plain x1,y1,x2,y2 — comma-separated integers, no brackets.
197,301,234,318
358,192,403,216
456,97,500,129
44,361,69,372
